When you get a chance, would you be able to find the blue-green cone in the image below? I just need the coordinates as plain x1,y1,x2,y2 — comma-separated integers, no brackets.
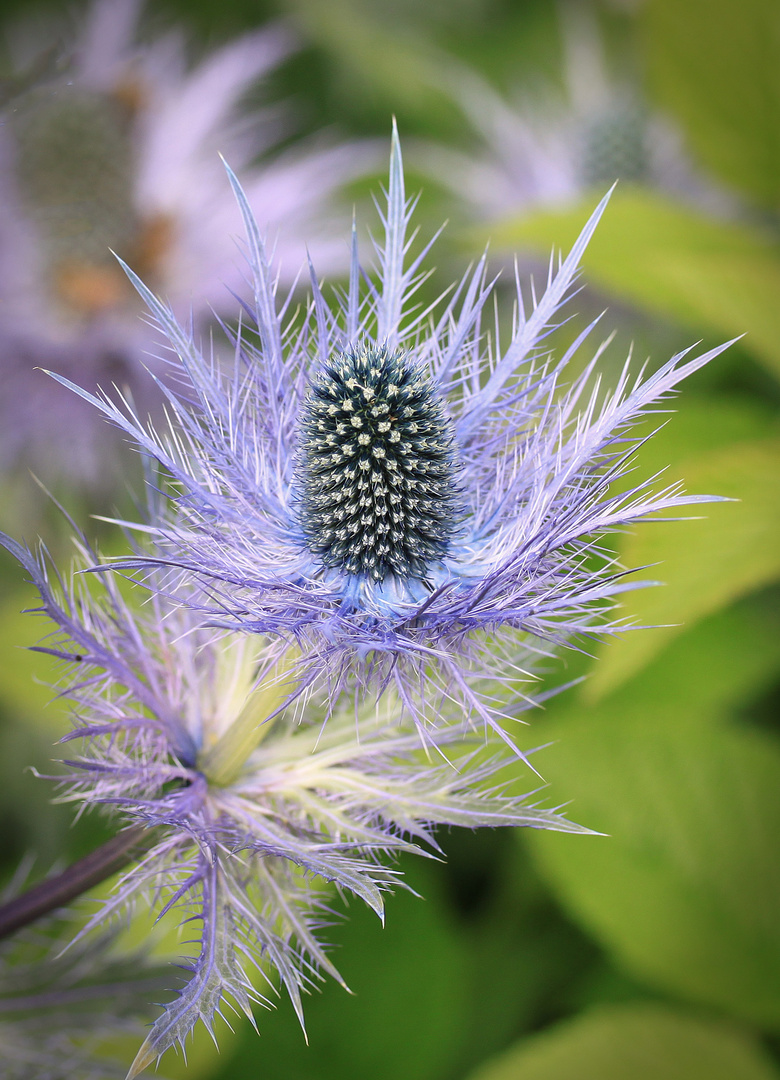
296,344,462,582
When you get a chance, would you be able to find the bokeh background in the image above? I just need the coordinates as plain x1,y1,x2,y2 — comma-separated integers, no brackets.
1,0,779,1077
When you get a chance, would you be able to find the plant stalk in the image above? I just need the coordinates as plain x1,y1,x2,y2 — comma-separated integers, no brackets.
0,825,153,941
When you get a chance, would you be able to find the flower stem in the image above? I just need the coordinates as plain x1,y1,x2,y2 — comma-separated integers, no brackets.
0,825,154,940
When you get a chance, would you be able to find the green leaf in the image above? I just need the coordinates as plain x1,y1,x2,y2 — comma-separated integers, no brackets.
588,435,780,697
467,1004,780,1080
591,590,780,718
283,0,455,124
0,583,63,725
625,397,780,470
491,190,780,379
643,0,780,209
526,705,780,1028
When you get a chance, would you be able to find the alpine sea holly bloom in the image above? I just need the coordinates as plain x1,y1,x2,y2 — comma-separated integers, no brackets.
416,5,734,222
0,0,372,484
0,530,585,1073
53,125,731,747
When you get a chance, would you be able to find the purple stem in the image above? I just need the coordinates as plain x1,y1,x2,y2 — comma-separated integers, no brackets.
0,826,153,940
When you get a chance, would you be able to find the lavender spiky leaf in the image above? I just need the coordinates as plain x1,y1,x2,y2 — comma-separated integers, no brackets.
0,529,585,1069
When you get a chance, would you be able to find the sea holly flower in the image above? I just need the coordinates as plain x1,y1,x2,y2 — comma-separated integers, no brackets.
417,71,660,220
0,529,585,1072
418,71,708,223
0,0,373,483
52,125,731,746
416,6,733,221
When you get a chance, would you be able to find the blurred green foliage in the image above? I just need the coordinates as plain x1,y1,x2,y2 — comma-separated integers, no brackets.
1,0,779,1077
643,0,780,211
468,1004,780,1080
495,190,780,379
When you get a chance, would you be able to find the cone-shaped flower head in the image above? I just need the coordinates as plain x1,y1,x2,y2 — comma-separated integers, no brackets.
54,126,731,743
0,528,583,1071
296,342,463,582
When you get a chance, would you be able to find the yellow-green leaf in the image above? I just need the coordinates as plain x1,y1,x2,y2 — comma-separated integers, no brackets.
527,707,780,1028
588,435,780,697
490,190,780,380
467,1004,780,1080
643,0,780,209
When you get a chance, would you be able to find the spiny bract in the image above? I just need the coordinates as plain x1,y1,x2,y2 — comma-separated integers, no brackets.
0,528,585,1073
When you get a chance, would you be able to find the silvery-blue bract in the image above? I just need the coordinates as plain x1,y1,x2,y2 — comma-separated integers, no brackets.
0,530,584,1073
53,125,731,747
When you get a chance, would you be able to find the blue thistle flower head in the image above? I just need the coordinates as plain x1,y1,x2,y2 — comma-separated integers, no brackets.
52,124,732,740
295,342,464,582
0,528,585,1071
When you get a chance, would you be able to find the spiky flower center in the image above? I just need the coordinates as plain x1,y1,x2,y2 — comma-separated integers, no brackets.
296,345,461,582
11,84,174,315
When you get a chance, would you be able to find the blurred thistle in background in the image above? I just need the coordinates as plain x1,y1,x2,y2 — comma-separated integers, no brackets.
0,0,373,495
416,2,734,223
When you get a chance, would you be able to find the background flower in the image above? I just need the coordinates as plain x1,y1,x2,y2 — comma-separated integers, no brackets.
413,2,734,223
0,0,374,491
